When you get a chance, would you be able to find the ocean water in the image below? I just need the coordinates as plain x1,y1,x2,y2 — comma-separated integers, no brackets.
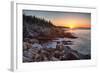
42,29,91,55
67,29,91,55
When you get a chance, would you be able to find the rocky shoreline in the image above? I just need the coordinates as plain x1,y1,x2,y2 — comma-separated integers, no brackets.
23,15,90,62
23,38,90,62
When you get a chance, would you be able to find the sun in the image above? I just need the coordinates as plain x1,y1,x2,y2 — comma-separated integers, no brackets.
65,20,78,29
69,25,75,29
65,24,77,29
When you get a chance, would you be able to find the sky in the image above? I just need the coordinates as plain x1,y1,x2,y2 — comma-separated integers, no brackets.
23,10,91,28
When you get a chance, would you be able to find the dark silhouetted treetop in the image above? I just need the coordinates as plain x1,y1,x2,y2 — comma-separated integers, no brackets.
23,14,55,27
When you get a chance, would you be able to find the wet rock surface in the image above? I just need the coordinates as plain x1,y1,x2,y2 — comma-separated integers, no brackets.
23,41,90,62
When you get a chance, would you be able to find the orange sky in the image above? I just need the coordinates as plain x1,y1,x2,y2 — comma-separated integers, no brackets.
24,10,91,29
52,17,91,28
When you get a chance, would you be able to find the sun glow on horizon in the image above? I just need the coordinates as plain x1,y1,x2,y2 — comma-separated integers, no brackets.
68,25,76,29
65,20,78,28
64,23,91,29
24,10,91,29
53,18,91,29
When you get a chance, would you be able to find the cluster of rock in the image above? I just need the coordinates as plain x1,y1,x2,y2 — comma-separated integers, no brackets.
23,38,88,62
23,47,80,62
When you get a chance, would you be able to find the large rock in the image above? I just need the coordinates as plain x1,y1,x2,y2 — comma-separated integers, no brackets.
26,51,34,59
32,43,43,49
29,39,39,43
23,56,33,62
23,42,32,50
50,57,60,61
